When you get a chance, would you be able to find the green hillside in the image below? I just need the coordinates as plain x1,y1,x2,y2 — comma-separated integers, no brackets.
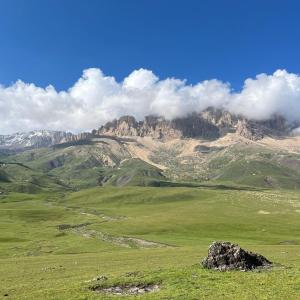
151,142,300,189
0,141,166,192
2,137,300,193
0,162,69,193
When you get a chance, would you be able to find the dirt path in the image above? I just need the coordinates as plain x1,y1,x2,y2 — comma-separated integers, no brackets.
57,204,173,249
59,224,172,248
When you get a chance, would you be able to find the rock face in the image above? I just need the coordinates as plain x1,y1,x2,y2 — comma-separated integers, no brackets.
97,108,292,141
202,241,272,271
98,110,227,140
0,109,295,150
236,120,264,141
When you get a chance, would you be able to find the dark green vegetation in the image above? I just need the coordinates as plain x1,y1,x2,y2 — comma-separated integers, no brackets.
0,140,300,299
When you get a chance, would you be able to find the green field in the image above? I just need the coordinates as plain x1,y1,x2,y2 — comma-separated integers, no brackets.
1,186,300,299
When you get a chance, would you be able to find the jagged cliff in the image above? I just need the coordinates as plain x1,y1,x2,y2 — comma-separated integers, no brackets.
96,108,291,141
96,114,220,139
0,109,296,151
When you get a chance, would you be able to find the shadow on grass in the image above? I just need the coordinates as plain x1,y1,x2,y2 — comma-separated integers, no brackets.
148,180,264,191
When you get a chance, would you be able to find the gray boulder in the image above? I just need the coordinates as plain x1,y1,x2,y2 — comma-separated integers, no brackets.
202,241,272,271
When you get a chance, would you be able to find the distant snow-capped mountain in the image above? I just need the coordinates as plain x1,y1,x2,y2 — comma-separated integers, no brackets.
0,130,74,149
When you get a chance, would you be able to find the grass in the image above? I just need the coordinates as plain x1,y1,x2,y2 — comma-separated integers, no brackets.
0,145,166,191
151,142,300,189
1,186,300,299
2,136,300,192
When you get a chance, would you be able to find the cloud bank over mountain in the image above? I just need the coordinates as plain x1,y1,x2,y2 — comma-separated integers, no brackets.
1,68,300,134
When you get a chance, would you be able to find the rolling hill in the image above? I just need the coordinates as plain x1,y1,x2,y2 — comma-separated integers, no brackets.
1,129,300,193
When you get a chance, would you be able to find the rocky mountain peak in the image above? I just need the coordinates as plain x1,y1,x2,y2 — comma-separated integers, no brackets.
97,111,222,140
97,108,293,141
0,130,73,150
0,110,295,151
0,130,94,150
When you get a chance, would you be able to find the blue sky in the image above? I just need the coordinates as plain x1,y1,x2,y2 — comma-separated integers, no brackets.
1,0,300,134
1,0,300,90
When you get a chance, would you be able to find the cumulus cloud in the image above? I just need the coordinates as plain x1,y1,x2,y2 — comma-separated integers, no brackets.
228,70,300,121
0,68,300,134
291,127,300,136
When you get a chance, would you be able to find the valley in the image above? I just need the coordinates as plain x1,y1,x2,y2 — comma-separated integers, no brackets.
1,112,300,299
2,2,300,299
0,186,300,299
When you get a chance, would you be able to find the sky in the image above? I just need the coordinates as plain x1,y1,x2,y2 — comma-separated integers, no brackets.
1,0,300,134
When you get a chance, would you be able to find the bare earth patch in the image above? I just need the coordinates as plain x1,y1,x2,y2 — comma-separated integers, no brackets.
258,210,271,215
91,284,160,295
58,223,171,248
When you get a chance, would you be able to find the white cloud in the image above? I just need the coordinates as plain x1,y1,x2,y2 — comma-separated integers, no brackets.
123,68,158,90
291,127,300,136
228,70,300,120
0,68,300,134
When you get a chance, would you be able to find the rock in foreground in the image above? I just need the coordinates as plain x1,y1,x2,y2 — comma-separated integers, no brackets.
202,241,272,271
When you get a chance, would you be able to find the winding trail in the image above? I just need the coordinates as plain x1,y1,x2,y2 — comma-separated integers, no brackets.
60,225,172,248
56,203,173,249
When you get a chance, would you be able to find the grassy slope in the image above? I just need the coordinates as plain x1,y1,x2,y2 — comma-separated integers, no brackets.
106,159,165,186
1,186,300,299
2,137,300,191
0,144,120,189
151,142,300,189
0,162,69,193
210,144,300,189
0,144,165,191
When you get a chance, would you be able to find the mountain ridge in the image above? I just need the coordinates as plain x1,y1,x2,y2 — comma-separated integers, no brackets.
0,130,92,150
1,108,299,151
96,108,294,141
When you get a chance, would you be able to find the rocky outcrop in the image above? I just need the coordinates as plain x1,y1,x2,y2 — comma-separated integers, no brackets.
202,241,272,271
98,110,225,140
97,109,291,141
259,115,288,134
98,116,139,137
236,120,264,141
0,109,294,150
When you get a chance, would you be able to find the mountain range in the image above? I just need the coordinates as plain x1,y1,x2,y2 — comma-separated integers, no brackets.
1,108,300,192
1,108,299,150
